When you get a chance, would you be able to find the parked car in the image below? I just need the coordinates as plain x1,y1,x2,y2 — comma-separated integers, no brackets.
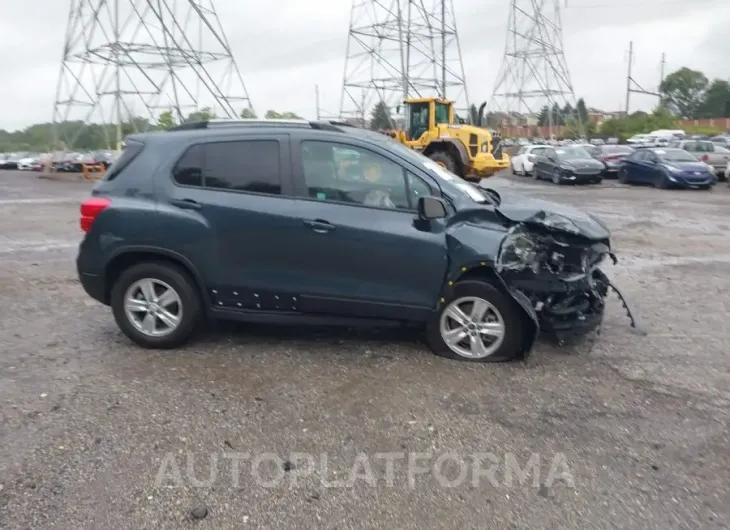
0,153,26,170
618,147,717,189
709,135,730,148
670,139,730,180
509,144,549,176
626,134,649,145
532,145,605,184
596,145,635,178
75,119,639,361
17,153,41,171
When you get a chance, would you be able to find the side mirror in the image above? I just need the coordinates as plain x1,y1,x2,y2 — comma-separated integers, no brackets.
417,196,447,220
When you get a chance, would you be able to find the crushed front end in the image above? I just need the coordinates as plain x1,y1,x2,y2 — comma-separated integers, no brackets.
494,212,640,343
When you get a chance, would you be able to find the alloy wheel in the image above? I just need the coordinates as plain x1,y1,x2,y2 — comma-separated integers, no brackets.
439,296,505,359
124,278,183,337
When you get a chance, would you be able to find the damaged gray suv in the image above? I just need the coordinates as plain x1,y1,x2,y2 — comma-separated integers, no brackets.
76,119,642,362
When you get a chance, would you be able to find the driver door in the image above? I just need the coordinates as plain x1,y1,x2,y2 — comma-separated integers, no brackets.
289,137,447,321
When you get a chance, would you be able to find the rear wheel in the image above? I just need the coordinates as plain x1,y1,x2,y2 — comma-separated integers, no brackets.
110,262,202,349
428,150,458,175
426,280,524,362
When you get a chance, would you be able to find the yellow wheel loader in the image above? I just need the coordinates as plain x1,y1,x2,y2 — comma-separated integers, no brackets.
392,97,509,181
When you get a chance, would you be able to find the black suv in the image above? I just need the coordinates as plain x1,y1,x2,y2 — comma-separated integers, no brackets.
76,119,638,362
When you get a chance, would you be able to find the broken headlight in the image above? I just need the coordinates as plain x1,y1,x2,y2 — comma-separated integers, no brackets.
496,225,608,280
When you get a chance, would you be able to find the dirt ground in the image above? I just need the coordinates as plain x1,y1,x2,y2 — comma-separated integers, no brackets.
0,170,728,529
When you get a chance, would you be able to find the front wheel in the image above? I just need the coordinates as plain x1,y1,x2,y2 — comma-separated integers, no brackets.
110,262,202,349
653,173,669,189
552,170,562,185
426,280,524,362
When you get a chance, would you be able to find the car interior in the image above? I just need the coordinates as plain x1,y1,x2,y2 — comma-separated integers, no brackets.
301,142,413,209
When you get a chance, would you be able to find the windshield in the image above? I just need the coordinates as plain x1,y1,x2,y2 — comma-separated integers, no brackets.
581,145,601,156
555,146,592,159
421,160,494,204
657,149,698,163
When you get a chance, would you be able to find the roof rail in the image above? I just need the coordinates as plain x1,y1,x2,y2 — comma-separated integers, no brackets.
166,118,315,132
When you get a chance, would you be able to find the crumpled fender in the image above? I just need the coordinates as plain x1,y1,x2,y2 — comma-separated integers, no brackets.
500,281,540,358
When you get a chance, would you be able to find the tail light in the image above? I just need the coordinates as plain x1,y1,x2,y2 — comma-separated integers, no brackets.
700,154,709,161
80,197,111,232
604,155,620,161
527,154,535,162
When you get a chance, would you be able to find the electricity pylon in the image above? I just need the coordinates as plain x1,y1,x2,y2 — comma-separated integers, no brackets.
52,0,254,150
490,0,581,135
339,0,470,125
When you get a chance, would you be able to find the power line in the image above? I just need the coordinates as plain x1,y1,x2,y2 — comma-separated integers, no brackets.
625,40,665,114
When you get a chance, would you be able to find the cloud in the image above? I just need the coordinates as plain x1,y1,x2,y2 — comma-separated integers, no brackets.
0,0,728,132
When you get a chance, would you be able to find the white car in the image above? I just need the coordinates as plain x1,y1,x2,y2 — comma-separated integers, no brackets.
725,160,730,184
510,144,550,176
16,157,37,170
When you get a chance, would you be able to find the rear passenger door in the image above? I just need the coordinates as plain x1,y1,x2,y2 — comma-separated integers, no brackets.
165,135,307,310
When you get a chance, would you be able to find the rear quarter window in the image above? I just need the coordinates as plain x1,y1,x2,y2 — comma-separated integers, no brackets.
103,139,145,181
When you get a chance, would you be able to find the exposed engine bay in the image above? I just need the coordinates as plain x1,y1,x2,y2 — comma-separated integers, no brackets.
494,212,645,342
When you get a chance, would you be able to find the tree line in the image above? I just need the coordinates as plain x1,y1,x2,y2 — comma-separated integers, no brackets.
0,107,303,153
3,66,728,152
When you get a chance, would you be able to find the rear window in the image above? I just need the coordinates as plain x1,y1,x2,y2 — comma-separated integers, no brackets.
103,139,144,181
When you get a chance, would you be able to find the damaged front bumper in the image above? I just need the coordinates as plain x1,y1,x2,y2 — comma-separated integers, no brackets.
494,218,645,354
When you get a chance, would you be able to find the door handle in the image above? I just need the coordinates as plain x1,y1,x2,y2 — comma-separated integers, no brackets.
170,198,202,210
304,219,335,233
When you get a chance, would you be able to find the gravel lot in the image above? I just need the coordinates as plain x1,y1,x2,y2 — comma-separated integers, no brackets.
0,170,728,529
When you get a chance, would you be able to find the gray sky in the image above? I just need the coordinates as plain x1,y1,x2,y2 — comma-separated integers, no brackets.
0,0,729,131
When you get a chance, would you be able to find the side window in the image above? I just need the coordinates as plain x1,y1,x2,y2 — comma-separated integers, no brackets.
300,140,414,210
104,139,145,181
406,172,432,205
172,144,204,186
203,140,281,194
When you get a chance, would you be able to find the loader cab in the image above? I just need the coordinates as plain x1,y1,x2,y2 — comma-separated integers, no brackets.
402,97,454,141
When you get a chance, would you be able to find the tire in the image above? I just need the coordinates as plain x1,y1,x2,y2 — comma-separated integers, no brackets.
426,280,524,362
617,167,628,184
552,170,562,185
428,151,458,174
654,173,669,189
110,261,202,349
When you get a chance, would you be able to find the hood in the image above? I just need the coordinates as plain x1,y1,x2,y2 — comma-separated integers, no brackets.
560,158,603,168
492,189,610,240
668,161,710,172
